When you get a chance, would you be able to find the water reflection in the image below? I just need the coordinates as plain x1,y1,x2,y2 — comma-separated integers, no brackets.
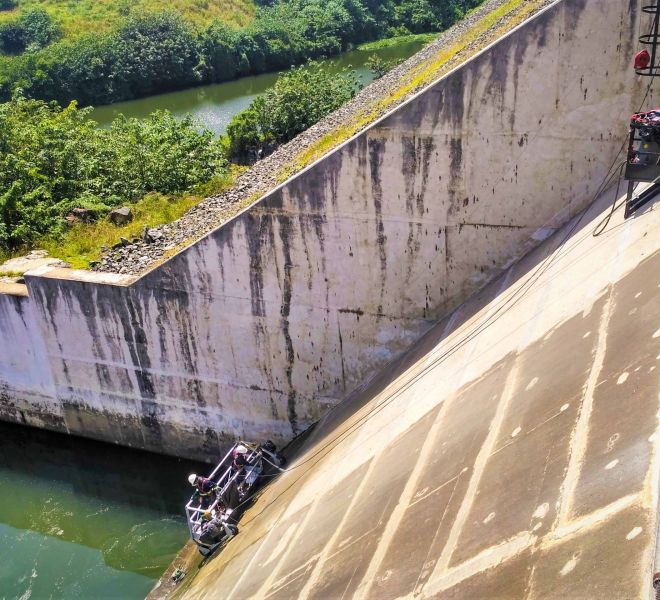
91,40,429,135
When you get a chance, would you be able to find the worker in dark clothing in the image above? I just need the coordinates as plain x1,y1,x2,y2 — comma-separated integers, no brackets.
198,501,236,545
188,473,217,510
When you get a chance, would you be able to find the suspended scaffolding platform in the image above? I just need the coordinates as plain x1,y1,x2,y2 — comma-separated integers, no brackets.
624,0,659,217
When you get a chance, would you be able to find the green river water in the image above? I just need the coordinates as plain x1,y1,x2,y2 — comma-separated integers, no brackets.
0,421,204,599
91,40,429,135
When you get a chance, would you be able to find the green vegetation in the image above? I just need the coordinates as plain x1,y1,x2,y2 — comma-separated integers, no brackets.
0,0,485,107
0,94,226,253
227,62,360,162
0,0,255,37
0,8,60,54
358,32,437,51
365,54,401,78
0,58,359,261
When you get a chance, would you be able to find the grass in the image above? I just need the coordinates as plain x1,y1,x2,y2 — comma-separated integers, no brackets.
33,166,242,270
357,32,438,52
0,0,256,38
279,0,546,180
40,194,201,269
1,193,210,272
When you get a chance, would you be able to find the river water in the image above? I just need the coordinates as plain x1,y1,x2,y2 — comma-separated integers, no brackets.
0,421,204,599
91,40,429,135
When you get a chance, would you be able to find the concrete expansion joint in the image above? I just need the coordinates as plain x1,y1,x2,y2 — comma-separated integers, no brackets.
432,360,522,576
542,494,642,548
421,532,537,597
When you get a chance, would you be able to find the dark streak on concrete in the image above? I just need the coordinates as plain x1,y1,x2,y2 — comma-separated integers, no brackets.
368,136,388,314
277,215,299,435
246,214,268,318
337,319,347,392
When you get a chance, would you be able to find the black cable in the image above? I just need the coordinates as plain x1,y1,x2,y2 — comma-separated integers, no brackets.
592,163,626,236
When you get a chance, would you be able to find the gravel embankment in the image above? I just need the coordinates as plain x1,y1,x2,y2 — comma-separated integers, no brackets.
97,0,554,275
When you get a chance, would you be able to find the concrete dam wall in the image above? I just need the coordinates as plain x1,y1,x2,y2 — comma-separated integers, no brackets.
0,0,650,460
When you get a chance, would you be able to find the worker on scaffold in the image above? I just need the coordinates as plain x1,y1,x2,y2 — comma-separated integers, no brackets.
187,473,218,510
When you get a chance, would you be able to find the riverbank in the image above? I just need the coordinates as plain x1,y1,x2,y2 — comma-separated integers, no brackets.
95,0,555,276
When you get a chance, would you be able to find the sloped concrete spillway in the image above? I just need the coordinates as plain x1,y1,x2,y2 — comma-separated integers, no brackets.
172,184,660,599
0,0,653,460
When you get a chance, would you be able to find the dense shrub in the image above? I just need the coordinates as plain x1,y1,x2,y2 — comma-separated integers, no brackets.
0,9,61,55
0,0,485,105
0,95,226,250
227,62,359,161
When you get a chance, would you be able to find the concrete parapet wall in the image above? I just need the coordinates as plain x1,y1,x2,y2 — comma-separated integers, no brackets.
0,287,59,429
0,0,652,460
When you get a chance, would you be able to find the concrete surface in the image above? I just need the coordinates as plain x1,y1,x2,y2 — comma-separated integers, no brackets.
0,250,68,276
170,182,660,599
0,0,655,460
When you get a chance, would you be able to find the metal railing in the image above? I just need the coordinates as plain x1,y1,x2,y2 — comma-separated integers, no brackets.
184,441,282,547
185,442,257,543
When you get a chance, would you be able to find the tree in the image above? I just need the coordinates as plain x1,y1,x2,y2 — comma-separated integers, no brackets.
366,54,399,78
227,62,360,162
0,9,61,55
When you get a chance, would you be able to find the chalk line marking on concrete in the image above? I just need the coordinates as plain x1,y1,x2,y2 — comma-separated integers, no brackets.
408,470,463,507
553,210,636,531
297,458,379,600
421,531,535,597
424,357,522,585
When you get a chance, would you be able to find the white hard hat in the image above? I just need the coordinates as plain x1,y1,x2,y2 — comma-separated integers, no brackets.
235,444,248,454
188,473,198,486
